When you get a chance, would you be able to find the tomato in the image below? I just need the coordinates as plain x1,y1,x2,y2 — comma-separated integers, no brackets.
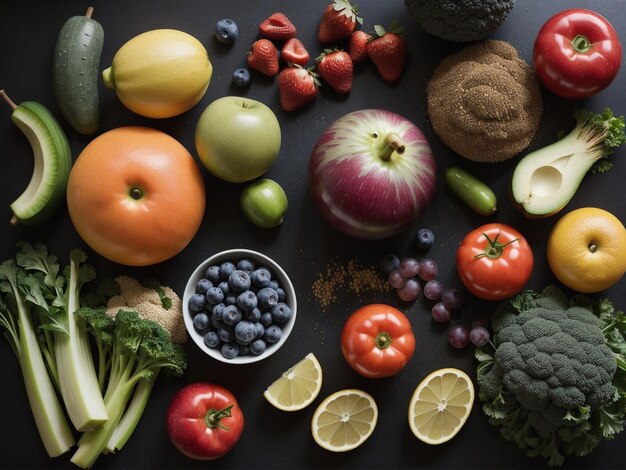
341,304,415,379
166,383,244,460
457,223,533,301
533,8,622,99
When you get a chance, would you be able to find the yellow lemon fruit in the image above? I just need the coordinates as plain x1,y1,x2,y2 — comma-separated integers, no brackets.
408,368,474,445
264,353,323,412
102,29,212,118
311,389,378,452
547,207,626,293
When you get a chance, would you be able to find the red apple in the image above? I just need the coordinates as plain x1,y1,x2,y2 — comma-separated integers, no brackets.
308,109,436,239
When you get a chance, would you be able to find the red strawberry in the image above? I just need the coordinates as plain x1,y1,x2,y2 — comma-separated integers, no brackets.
316,49,353,94
366,23,407,82
317,0,363,43
247,39,279,77
281,38,310,66
278,65,320,111
348,30,371,64
259,12,297,41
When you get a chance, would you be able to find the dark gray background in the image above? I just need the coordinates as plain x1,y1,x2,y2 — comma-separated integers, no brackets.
1,1,625,468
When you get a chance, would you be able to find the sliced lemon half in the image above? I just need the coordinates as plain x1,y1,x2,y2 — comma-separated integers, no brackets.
263,352,323,411
408,367,474,445
311,389,378,452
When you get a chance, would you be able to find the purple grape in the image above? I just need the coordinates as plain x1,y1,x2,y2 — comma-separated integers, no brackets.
388,269,406,289
418,259,438,281
397,278,421,302
470,326,490,347
423,280,443,300
472,315,490,329
448,324,471,349
431,302,451,323
380,254,400,276
399,257,420,278
442,288,464,309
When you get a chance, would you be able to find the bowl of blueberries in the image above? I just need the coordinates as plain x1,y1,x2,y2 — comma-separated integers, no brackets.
183,249,297,364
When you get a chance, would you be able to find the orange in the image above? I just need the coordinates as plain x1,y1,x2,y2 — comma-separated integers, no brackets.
67,126,206,266
547,207,626,293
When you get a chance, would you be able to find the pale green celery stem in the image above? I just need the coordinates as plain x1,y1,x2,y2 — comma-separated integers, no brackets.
55,259,107,432
16,293,75,457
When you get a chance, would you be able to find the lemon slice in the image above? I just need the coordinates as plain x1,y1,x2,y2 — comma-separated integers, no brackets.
408,368,474,445
311,389,378,452
263,353,323,411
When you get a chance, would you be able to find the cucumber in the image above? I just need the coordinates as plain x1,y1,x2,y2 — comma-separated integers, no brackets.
53,6,104,135
445,166,497,216
1,90,72,226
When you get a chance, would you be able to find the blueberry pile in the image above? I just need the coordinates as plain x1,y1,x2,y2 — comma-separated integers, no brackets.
189,258,291,359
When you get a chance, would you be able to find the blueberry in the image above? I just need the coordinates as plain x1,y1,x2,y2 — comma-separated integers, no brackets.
229,270,251,293
218,281,230,296
195,278,213,295
215,18,238,45
235,320,257,345
203,330,221,348
221,342,239,359
380,254,400,276
257,287,278,309
205,265,221,284
212,303,226,321
415,228,435,250
206,286,225,305
237,258,256,273
250,339,267,355
225,295,237,306
210,315,224,330
264,324,282,344
222,305,243,326
244,307,261,323
268,279,280,290
250,268,271,289
193,312,210,331
188,293,206,313
271,302,291,323
276,287,286,302
259,311,273,327
218,326,235,343
239,344,250,356
219,261,236,280
254,322,265,339
236,290,258,311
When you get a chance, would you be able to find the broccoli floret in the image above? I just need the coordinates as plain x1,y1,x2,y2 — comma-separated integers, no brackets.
404,0,516,42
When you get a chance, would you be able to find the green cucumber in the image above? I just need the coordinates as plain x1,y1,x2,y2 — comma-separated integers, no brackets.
1,90,72,226
53,6,104,135
445,166,497,216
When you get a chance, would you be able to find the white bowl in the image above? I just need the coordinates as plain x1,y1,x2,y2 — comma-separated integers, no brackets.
183,249,297,364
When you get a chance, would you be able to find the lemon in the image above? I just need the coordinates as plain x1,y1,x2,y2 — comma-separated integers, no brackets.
311,389,378,452
102,29,212,118
263,353,323,411
408,368,474,445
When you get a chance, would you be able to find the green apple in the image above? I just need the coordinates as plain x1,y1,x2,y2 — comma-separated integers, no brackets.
240,179,288,228
195,96,281,183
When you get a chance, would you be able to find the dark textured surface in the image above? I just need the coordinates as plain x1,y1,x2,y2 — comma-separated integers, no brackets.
0,1,625,468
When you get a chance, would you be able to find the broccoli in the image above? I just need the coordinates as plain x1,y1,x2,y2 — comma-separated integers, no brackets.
476,286,626,466
404,0,516,42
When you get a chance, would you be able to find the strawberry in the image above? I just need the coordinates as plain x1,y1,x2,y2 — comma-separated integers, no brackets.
259,12,297,41
278,65,320,111
317,0,363,43
247,39,280,77
316,49,353,94
366,23,407,82
281,38,310,66
348,30,371,64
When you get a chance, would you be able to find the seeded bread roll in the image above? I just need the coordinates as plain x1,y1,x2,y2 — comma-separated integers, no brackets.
427,40,543,162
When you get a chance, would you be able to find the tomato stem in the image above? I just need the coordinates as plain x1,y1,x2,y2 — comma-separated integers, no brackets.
571,34,591,53
375,331,392,349
205,405,234,431
474,232,519,260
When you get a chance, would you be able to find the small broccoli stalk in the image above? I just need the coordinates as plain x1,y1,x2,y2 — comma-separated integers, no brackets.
71,308,186,469
0,258,75,457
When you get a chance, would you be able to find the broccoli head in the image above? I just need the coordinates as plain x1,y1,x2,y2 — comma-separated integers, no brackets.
405,0,516,42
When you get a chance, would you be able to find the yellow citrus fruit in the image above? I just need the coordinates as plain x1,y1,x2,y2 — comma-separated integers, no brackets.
311,389,377,452
408,368,474,445
547,207,626,293
263,353,323,411
102,29,212,118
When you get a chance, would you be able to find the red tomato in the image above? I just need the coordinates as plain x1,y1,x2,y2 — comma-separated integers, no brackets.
341,304,415,379
166,383,244,460
457,223,533,301
533,8,622,99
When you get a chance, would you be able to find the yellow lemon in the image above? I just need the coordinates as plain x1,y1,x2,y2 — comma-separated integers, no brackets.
547,207,626,293
263,353,323,412
408,368,474,445
102,29,212,118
